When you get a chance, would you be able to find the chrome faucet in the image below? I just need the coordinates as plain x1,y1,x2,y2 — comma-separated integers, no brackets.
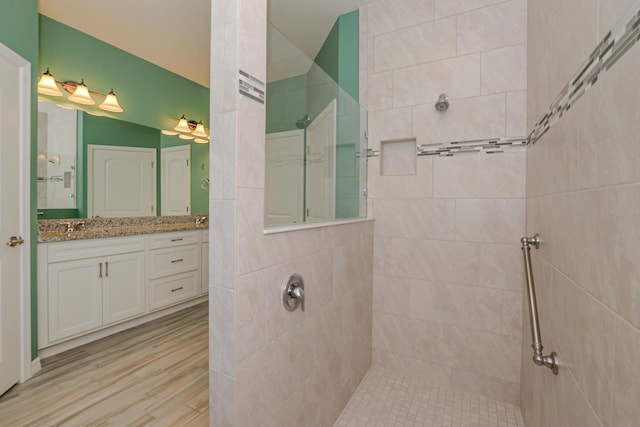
63,221,84,237
282,273,305,312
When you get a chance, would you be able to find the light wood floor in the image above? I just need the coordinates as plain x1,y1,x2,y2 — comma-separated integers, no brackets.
0,303,209,427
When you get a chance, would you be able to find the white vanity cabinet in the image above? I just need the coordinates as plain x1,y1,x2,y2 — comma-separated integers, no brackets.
38,229,209,352
148,231,200,310
44,236,145,342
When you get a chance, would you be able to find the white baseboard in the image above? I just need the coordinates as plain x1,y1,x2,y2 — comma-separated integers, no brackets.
30,358,42,377
38,296,207,360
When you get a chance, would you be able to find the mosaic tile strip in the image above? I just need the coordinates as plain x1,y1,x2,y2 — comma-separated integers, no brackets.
528,5,640,145
417,137,527,157
38,215,208,242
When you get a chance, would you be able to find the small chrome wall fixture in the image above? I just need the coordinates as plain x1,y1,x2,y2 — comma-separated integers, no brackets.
161,115,210,144
37,67,124,112
282,273,305,312
435,93,449,112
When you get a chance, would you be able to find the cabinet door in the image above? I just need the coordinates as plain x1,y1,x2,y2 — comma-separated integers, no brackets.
161,145,191,215
48,258,102,342
103,252,145,325
88,145,156,218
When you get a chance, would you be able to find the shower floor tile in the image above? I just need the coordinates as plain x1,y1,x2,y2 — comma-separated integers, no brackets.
334,367,524,427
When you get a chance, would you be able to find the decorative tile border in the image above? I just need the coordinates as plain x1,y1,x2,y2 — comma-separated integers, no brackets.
417,137,526,157
528,5,640,145
365,138,525,158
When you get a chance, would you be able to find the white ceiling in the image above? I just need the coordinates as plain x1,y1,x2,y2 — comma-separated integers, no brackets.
39,0,377,88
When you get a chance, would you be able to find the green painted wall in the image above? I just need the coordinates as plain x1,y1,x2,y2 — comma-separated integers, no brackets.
38,16,210,219
266,74,307,133
39,16,209,131
314,10,359,101
0,0,40,360
314,20,340,86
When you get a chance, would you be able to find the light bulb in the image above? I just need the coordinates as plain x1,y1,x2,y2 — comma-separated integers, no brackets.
37,68,63,96
68,79,95,105
99,89,123,112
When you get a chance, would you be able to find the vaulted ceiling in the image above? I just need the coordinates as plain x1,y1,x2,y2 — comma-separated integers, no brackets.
39,0,377,88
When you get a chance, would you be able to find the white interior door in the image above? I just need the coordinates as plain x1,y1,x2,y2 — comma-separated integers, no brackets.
0,43,31,395
88,145,156,218
305,99,336,223
161,145,191,215
265,130,304,226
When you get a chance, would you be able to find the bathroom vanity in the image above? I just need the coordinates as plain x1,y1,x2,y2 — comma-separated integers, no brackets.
37,216,209,356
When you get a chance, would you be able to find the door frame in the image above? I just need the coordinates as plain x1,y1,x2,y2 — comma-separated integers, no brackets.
0,42,33,382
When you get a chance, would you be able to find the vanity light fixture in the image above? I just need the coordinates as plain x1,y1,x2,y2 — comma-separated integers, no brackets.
37,67,124,113
100,89,124,112
174,115,193,133
192,121,208,138
67,79,95,105
164,115,210,143
37,68,64,96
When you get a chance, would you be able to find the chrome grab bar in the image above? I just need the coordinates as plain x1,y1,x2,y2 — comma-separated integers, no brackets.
521,234,558,375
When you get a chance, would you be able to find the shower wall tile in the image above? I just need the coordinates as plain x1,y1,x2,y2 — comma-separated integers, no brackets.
455,198,525,244
408,279,505,333
372,349,452,384
412,94,506,145
236,273,267,363
457,0,526,55
372,17,456,72
449,370,521,406
477,243,523,291
364,0,527,407
481,44,526,95
506,90,527,137
372,198,455,240
372,312,521,383
524,0,640,425
613,320,640,427
367,157,433,199
367,0,434,37
393,54,481,107
599,0,637,37
433,151,526,198
502,290,523,337
368,107,413,147
236,96,266,189
434,0,505,19
367,71,393,112
553,269,615,424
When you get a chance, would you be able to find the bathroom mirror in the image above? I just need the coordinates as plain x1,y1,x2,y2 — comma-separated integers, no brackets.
37,102,78,211
265,20,367,228
37,100,210,219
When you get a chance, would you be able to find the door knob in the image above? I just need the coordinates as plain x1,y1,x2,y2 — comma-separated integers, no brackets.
282,273,305,312
6,236,24,247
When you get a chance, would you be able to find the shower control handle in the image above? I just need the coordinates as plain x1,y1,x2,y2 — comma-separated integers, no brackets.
282,273,305,312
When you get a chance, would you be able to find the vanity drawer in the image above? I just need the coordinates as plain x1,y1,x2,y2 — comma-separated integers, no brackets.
148,245,200,279
47,236,145,263
148,231,199,249
149,271,199,310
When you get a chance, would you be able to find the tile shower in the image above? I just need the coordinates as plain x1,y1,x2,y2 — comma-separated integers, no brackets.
210,0,640,426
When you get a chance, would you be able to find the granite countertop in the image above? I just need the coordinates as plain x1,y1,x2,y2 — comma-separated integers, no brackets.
38,215,208,242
